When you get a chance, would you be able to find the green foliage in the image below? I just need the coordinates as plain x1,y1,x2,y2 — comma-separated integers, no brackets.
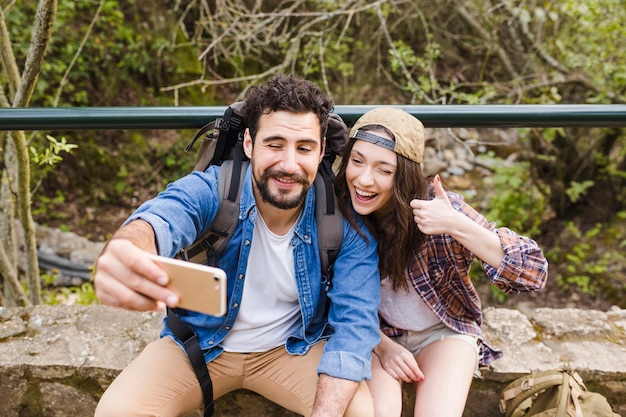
524,124,626,221
7,0,191,106
488,283,508,304
43,281,98,306
160,139,197,176
29,135,76,223
4,0,626,309
388,35,503,104
30,135,78,224
40,264,98,306
299,35,356,81
565,180,594,204
30,135,78,166
546,220,626,302
469,153,548,304
478,152,547,237
545,0,626,103
6,0,217,223
31,190,66,221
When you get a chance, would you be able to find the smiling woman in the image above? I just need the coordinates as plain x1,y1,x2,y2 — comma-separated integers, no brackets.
345,134,397,217
334,107,548,417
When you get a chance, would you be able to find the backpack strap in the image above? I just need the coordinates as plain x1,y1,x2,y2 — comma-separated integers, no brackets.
500,370,569,417
210,102,246,166
313,162,343,319
176,159,248,264
186,102,247,173
170,158,246,417
186,120,219,173
314,167,343,282
186,120,217,154
166,308,214,417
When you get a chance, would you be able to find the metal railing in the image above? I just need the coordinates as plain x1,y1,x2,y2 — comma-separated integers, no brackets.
1,104,625,130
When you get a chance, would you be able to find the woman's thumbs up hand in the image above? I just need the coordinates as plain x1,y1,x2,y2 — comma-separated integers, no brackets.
410,174,458,235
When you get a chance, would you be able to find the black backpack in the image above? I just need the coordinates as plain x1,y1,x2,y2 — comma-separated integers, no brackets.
167,102,348,417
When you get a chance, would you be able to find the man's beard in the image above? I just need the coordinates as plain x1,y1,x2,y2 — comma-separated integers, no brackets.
254,168,310,210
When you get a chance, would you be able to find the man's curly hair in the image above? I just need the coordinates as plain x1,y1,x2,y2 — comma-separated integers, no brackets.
243,73,333,142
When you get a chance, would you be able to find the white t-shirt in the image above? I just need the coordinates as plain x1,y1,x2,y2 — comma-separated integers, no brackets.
221,214,301,352
378,276,441,331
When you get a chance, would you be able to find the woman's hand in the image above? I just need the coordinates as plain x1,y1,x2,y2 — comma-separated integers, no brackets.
374,334,424,383
410,174,459,236
411,174,506,268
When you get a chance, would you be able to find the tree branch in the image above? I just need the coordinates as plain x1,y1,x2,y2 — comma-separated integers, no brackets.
12,0,57,107
0,4,21,101
6,0,58,305
452,0,520,80
52,0,105,107
0,4,29,305
500,2,601,96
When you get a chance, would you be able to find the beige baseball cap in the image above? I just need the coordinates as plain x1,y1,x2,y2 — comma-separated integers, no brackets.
349,107,425,164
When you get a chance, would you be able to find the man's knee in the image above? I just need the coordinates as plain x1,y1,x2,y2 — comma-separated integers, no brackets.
94,389,133,417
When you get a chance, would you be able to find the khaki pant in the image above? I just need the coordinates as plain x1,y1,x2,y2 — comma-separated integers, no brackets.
95,337,373,417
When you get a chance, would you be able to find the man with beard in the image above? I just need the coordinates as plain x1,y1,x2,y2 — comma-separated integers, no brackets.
93,73,381,417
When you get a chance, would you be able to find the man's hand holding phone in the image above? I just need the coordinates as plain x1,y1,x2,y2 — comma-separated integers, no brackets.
94,239,180,312
147,254,227,316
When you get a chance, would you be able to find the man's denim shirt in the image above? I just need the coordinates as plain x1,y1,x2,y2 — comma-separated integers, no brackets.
126,164,381,382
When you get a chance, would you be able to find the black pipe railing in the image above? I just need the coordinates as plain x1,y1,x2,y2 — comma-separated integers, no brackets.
0,104,625,130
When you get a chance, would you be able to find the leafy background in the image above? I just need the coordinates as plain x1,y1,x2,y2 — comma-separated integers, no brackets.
2,0,625,309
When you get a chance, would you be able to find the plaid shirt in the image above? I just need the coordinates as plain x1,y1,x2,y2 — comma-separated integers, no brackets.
381,190,548,367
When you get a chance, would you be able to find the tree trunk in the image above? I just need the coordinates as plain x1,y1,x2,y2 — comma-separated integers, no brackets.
0,0,58,305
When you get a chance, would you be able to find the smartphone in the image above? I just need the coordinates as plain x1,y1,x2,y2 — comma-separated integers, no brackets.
148,254,227,316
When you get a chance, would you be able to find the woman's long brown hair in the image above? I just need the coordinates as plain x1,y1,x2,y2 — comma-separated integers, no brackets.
335,126,429,290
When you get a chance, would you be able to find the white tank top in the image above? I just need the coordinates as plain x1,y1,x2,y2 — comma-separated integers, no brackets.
221,214,301,352
378,276,441,331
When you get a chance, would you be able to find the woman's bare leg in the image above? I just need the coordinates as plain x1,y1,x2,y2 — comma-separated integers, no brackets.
412,338,477,417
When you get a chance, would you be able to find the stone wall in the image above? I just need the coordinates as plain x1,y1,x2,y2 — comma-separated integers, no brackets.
1,305,624,417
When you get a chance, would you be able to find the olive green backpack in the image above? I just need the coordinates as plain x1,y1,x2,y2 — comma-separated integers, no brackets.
499,369,620,417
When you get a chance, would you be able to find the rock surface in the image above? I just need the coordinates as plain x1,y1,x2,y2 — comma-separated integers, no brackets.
1,304,624,417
